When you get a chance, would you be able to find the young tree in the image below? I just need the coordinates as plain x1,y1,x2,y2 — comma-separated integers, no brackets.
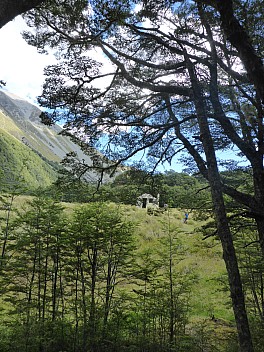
0,165,28,267
155,217,195,349
68,202,135,351
1,196,67,352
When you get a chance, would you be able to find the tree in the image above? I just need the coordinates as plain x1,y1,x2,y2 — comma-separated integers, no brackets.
209,0,264,103
156,216,195,349
0,164,28,267
22,1,264,350
1,196,68,352
68,202,135,351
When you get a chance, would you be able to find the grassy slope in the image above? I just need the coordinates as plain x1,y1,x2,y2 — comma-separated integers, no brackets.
0,109,62,162
121,205,236,346
0,127,57,190
120,205,233,322
3,197,232,322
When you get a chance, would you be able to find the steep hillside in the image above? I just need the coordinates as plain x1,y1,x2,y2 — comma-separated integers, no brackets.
0,89,109,189
0,90,95,162
0,128,57,191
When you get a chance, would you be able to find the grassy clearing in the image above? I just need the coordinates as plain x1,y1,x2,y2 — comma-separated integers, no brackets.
122,205,233,322
1,197,233,325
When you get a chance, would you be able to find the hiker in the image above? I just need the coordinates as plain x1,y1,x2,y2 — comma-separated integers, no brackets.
183,212,189,223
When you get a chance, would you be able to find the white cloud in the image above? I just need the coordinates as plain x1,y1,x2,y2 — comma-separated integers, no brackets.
0,16,56,105
0,16,117,106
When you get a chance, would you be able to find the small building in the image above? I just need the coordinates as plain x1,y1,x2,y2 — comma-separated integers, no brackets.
137,193,160,209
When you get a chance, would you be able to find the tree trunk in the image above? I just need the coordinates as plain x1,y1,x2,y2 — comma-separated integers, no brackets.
169,233,175,345
252,163,264,256
52,242,59,322
185,52,254,352
0,0,46,28
0,195,14,267
207,0,264,102
42,236,49,322
80,260,88,352
88,247,98,352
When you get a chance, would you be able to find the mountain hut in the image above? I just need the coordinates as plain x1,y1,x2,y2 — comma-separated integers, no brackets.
137,193,160,209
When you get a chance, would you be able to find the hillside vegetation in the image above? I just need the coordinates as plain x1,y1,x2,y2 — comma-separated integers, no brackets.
0,129,57,191
0,90,115,186
0,127,57,191
0,129,260,351
124,205,231,320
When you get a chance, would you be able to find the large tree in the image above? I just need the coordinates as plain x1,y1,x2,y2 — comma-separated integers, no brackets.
22,0,264,351
0,0,46,29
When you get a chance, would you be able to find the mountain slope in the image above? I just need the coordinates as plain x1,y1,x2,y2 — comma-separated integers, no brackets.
0,128,57,191
0,90,95,162
0,89,106,189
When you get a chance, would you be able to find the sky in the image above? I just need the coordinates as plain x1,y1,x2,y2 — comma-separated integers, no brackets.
0,16,56,106
0,16,115,106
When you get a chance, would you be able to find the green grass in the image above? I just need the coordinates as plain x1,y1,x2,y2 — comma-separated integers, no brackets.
0,110,62,162
0,197,234,325
120,205,233,322
0,129,57,190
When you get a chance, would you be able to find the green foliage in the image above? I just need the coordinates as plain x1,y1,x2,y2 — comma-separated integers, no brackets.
57,169,212,211
22,7,264,351
0,130,57,192
0,195,238,351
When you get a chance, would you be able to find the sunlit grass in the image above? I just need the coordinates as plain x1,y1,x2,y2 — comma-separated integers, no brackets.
121,205,232,322
0,196,233,324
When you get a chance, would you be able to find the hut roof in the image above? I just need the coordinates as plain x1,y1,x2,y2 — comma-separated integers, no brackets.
138,193,156,199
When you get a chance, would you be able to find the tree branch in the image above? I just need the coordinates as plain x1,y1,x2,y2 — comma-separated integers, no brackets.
0,0,46,28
